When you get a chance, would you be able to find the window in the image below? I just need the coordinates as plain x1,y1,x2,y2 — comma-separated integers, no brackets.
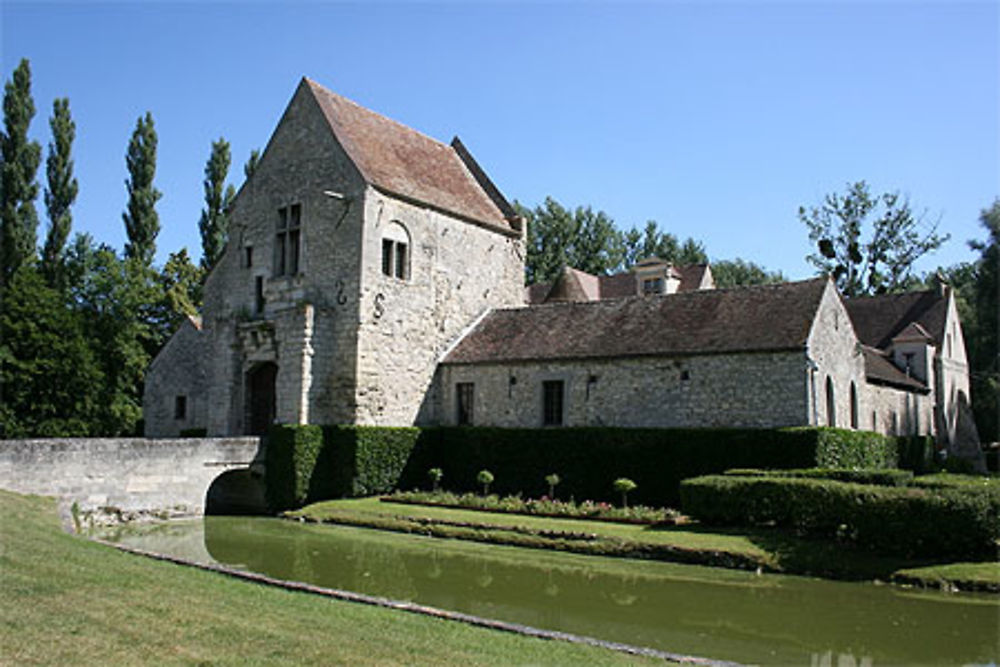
825,376,836,427
274,204,301,276
381,221,410,280
255,276,265,315
245,246,253,268
456,383,474,425
643,277,664,295
542,380,564,426
850,382,858,430
174,395,187,420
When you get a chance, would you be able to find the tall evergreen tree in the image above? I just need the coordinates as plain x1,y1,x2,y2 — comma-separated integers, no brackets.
198,137,235,271
0,59,42,287
244,148,260,180
122,112,161,266
41,97,78,289
969,201,999,440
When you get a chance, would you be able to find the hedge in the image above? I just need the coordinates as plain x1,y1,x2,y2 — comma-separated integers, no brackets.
723,467,914,487
679,475,1000,559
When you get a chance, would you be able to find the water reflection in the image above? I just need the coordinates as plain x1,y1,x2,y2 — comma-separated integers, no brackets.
97,517,999,666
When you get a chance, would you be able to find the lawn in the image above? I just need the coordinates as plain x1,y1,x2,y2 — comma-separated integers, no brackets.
289,496,998,587
0,489,663,666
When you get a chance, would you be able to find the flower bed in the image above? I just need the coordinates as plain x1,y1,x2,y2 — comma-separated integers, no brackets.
382,490,684,525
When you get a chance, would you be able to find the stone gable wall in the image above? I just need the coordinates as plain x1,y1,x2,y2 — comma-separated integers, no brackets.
439,350,808,428
354,189,525,425
144,321,207,437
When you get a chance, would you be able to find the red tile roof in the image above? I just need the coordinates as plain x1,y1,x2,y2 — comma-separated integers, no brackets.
448,277,829,364
305,79,516,234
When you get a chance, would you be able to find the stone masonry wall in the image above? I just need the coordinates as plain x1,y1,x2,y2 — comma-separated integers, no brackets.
354,189,525,426
0,437,261,514
197,81,368,434
867,384,931,437
144,319,207,437
439,350,808,428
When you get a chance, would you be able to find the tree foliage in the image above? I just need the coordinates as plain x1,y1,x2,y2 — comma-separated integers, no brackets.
968,201,999,440
0,58,41,287
41,97,78,290
160,247,204,331
123,112,161,266
800,181,948,296
622,221,707,268
198,137,236,271
712,258,786,288
244,148,261,180
0,265,101,437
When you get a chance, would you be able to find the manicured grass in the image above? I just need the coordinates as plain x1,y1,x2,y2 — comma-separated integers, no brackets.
289,496,975,582
893,562,1000,593
0,490,662,666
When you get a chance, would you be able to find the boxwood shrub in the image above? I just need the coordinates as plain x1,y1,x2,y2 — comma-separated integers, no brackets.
680,474,1000,559
724,467,914,487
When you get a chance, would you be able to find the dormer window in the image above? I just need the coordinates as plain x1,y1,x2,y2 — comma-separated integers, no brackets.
275,204,301,276
643,277,664,295
381,221,410,280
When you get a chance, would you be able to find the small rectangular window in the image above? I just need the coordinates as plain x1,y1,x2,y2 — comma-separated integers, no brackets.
255,276,265,315
643,278,664,295
542,380,564,426
456,383,474,425
395,242,408,280
382,239,394,276
275,205,302,276
245,246,253,268
275,233,286,276
174,395,187,420
289,229,300,275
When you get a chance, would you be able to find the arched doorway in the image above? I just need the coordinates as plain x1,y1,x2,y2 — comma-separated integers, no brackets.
246,362,277,435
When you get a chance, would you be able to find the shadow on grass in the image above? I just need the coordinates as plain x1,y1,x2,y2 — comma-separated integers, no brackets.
641,522,942,581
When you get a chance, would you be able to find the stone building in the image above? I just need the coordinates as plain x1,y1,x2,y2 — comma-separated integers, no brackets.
144,77,976,456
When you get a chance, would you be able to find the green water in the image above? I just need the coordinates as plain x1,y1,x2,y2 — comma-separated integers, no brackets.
97,517,999,666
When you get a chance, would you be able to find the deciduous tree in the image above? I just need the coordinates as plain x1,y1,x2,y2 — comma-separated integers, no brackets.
0,59,41,287
712,258,785,288
799,181,947,296
41,97,78,290
968,201,999,440
123,112,161,266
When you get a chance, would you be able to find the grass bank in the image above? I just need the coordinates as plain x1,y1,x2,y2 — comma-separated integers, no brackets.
289,497,997,588
0,490,665,666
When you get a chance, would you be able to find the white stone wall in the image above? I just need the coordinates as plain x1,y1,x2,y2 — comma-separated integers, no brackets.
936,291,972,443
144,320,207,437
354,189,525,425
439,351,809,429
805,282,868,429
866,383,932,436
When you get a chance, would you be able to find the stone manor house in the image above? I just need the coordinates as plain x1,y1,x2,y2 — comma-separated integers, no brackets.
145,77,976,456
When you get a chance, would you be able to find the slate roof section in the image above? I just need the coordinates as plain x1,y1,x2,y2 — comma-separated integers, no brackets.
860,345,929,393
448,277,829,364
844,290,946,349
305,78,516,234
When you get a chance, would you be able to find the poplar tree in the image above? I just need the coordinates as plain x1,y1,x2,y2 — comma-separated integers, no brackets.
244,148,260,180
198,137,235,271
123,112,161,266
41,98,78,289
0,59,41,287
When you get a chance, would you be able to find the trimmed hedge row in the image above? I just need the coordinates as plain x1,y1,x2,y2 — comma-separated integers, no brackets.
680,475,1000,559
724,467,914,487
266,424,901,510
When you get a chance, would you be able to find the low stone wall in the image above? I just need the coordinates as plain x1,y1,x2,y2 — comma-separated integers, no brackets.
0,437,263,516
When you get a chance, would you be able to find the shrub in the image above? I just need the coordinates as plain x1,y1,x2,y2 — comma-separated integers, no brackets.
680,474,1000,559
723,467,913,487
428,467,443,492
545,473,561,499
613,478,637,508
477,469,494,495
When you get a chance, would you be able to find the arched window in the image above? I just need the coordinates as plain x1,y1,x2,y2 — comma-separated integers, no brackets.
381,221,410,280
850,382,859,430
825,376,836,427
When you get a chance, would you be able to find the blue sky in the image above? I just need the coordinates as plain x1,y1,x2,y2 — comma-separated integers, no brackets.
3,1,997,279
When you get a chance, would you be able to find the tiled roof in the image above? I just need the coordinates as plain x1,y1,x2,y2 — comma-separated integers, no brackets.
524,263,713,304
305,79,516,233
844,290,946,349
860,345,929,393
447,277,829,364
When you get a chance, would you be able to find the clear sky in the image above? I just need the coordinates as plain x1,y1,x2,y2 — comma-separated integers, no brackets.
2,1,997,280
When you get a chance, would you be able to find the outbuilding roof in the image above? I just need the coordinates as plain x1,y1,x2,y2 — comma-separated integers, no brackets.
305,78,517,234
448,277,829,365
844,289,947,349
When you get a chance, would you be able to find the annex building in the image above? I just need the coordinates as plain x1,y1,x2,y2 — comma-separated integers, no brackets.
144,77,978,458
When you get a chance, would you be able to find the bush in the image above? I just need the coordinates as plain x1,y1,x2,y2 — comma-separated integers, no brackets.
680,474,1000,559
724,467,913,487
895,435,937,473
265,423,323,511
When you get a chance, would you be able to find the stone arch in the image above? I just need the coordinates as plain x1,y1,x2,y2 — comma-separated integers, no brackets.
825,376,836,427
205,468,268,516
246,361,277,435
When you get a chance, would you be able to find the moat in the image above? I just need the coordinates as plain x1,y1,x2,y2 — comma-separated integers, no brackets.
95,517,999,666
